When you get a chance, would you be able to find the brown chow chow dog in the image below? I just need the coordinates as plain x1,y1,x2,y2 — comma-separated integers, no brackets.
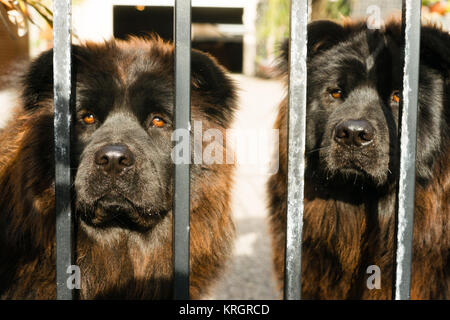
268,20,449,299
0,38,236,299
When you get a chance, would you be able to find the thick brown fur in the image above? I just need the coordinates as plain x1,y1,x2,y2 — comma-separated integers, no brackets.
268,21,449,299
0,38,236,299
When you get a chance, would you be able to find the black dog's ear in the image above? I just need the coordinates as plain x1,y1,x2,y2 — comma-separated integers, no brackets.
420,25,450,74
22,48,54,111
191,49,236,109
384,22,450,74
307,20,347,54
279,20,346,68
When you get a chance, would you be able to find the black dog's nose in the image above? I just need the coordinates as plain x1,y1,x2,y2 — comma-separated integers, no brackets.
334,120,375,147
95,144,135,175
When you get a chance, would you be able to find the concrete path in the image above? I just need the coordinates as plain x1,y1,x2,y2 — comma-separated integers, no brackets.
0,89,17,128
207,74,284,300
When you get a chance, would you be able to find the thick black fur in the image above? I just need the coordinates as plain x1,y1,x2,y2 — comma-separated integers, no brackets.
268,20,449,299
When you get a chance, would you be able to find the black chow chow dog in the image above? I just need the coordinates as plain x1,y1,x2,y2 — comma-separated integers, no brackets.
269,20,449,299
0,38,236,299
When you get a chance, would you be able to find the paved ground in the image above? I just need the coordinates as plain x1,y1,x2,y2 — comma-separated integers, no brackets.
0,74,285,300
0,89,17,128
207,74,284,300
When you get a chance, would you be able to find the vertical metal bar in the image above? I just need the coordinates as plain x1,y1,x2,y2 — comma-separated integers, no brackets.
53,0,73,300
284,0,308,300
394,0,421,300
173,0,191,300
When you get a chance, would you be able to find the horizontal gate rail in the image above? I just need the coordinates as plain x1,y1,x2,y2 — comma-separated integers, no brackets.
173,0,192,300
53,0,74,300
394,0,421,300
284,0,309,300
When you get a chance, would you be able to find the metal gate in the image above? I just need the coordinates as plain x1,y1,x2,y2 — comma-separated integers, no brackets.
53,0,421,300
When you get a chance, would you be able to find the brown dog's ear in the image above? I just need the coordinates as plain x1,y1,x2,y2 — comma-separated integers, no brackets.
21,48,54,111
190,50,236,124
191,50,235,106
22,46,82,111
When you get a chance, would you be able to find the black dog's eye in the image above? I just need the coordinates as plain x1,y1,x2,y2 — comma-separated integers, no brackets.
392,91,400,103
82,113,96,125
330,89,343,99
150,116,165,128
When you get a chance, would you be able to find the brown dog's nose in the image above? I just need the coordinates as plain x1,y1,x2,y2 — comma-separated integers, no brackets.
95,144,135,175
334,120,375,147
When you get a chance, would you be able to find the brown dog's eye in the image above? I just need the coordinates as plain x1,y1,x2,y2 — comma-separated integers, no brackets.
392,91,400,103
82,113,95,125
151,116,165,128
330,89,342,99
